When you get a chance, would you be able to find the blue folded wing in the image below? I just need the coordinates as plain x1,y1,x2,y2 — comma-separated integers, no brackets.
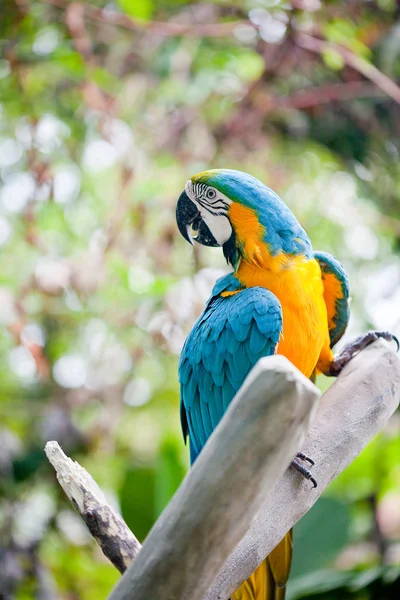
179,273,282,464
314,251,350,348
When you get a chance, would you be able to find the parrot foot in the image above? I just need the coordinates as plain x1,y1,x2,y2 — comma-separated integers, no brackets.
291,456,317,488
327,331,399,377
296,451,314,466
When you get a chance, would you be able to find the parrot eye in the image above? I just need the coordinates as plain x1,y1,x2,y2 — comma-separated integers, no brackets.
206,188,217,201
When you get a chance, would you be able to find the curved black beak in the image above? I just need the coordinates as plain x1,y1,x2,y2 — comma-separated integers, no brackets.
176,190,219,247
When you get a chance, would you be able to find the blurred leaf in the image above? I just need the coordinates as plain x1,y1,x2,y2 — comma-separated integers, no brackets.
287,569,354,599
288,566,400,599
13,445,46,482
154,436,186,514
51,48,85,78
322,49,345,71
116,0,153,20
119,466,156,541
42,531,119,598
324,19,371,58
291,497,350,578
349,566,384,590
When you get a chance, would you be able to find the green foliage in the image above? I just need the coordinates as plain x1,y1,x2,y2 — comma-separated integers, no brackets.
292,498,351,579
154,436,187,514
0,0,400,598
117,0,154,21
288,566,400,599
120,466,157,540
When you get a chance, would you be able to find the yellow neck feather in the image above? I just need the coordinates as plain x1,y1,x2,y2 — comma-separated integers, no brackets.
236,254,329,378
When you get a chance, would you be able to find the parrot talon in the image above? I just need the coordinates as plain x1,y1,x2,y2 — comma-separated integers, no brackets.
296,451,315,466
290,459,317,488
327,330,399,377
393,334,400,352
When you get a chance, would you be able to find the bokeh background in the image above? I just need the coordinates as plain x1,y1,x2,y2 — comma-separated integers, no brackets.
1,0,400,598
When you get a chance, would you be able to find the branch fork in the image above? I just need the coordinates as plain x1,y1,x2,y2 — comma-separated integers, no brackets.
45,340,400,600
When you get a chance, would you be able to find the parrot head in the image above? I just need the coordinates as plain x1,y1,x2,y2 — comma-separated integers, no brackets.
176,169,312,269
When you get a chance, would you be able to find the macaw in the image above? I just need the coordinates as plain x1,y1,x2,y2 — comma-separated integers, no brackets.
176,169,395,600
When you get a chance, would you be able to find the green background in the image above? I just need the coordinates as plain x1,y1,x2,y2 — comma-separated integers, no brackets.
1,0,400,598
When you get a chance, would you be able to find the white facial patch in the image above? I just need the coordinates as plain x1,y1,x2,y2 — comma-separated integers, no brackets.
185,180,233,246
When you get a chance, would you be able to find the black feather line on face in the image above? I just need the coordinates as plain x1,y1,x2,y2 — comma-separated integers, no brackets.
198,202,228,215
223,229,240,269
196,196,229,215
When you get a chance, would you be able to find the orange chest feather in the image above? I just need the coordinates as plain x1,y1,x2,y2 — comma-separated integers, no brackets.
237,256,330,378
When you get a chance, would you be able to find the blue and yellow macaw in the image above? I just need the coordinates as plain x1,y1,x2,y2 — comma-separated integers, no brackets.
176,169,394,600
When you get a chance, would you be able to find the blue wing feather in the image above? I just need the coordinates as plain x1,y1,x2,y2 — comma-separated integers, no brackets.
231,317,251,342
199,400,213,438
179,273,282,463
191,392,207,448
250,322,268,354
222,378,236,412
211,366,225,387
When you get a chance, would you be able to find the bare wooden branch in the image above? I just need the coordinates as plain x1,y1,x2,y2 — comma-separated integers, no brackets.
205,340,400,600
266,82,386,113
45,341,399,600
45,441,141,573
40,0,252,37
108,356,320,600
295,33,400,105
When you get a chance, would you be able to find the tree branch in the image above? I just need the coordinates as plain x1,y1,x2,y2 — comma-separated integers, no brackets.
267,82,386,111
40,0,252,38
108,355,319,600
45,341,400,600
205,340,400,599
44,441,141,573
295,33,400,105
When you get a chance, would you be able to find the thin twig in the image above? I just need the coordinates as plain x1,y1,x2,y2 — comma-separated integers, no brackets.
269,81,386,111
40,0,254,37
295,33,400,105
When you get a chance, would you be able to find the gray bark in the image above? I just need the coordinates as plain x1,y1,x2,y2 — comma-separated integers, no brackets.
44,341,400,600
45,441,141,573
